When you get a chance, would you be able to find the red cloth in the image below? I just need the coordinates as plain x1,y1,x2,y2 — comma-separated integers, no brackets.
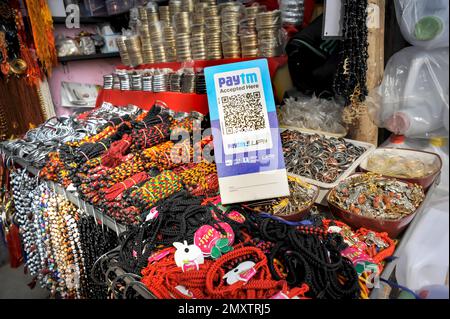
96,90,210,114
254,0,279,11
7,224,23,268
302,0,316,29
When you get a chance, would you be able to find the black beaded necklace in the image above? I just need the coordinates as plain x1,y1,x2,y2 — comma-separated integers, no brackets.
77,215,119,299
333,0,369,106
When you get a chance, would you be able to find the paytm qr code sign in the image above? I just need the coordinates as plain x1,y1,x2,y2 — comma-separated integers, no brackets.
212,67,273,155
204,59,289,204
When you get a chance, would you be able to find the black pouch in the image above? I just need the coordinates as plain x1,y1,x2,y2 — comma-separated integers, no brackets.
286,14,341,98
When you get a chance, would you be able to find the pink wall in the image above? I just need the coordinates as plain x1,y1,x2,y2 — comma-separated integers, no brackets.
49,24,120,117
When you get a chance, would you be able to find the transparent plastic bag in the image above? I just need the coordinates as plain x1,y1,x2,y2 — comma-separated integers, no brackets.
369,46,449,138
279,0,304,26
79,36,96,55
395,195,449,291
277,95,347,136
56,35,81,57
394,0,449,49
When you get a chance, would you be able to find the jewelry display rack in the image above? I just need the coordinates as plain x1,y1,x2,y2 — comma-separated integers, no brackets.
1,146,159,299
0,148,127,235
1,145,442,299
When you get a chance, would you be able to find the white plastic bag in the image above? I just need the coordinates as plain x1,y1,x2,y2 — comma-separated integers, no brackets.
395,194,449,291
395,0,449,49
369,46,449,138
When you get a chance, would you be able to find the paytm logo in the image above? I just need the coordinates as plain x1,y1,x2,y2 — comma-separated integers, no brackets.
218,72,258,87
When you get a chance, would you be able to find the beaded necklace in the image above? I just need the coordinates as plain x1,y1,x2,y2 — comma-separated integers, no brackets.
333,0,369,123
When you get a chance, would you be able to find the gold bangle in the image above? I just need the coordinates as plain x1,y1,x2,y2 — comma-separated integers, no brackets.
9,58,27,75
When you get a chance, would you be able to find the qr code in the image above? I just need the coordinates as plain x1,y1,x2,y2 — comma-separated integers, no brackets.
221,92,266,135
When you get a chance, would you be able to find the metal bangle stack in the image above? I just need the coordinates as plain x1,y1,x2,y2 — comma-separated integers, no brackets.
169,0,182,17
116,36,131,66
205,8,222,60
280,0,304,26
119,73,131,91
138,6,148,23
159,5,171,25
169,73,182,92
220,1,243,59
174,11,192,61
195,72,206,94
138,24,155,64
149,22,166,63
146,4,160,25
131,74,143,91
200,0,216,5
203,3,219,16
152,41,166,63
117,1,290,66
181,0,194,13
239,4,265,58
174,11,191,33
176,32,192,61
153,72,169,92
142,73,153,92
103,75,113,89
190,1,207,60
193,1,208,24
162,25,177,62
256,10,284,57
112,73,120,90
124,35,144,66
181,72,196,93
191,24,207,60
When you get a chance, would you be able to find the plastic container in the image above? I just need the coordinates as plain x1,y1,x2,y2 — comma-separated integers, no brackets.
385,106,444,137
327,173,426,238
359,147,442,190
394,0,449,49
380,134,428,150
444,105,449,133
83,0,107,16
416,285,449,299
373,46,449,138
105,0,134,15
424,137,449,195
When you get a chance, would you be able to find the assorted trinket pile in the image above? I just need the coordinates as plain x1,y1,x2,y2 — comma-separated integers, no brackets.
328,173,425,220
244,176,317,218
281,130,367,184
366,152,440,179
